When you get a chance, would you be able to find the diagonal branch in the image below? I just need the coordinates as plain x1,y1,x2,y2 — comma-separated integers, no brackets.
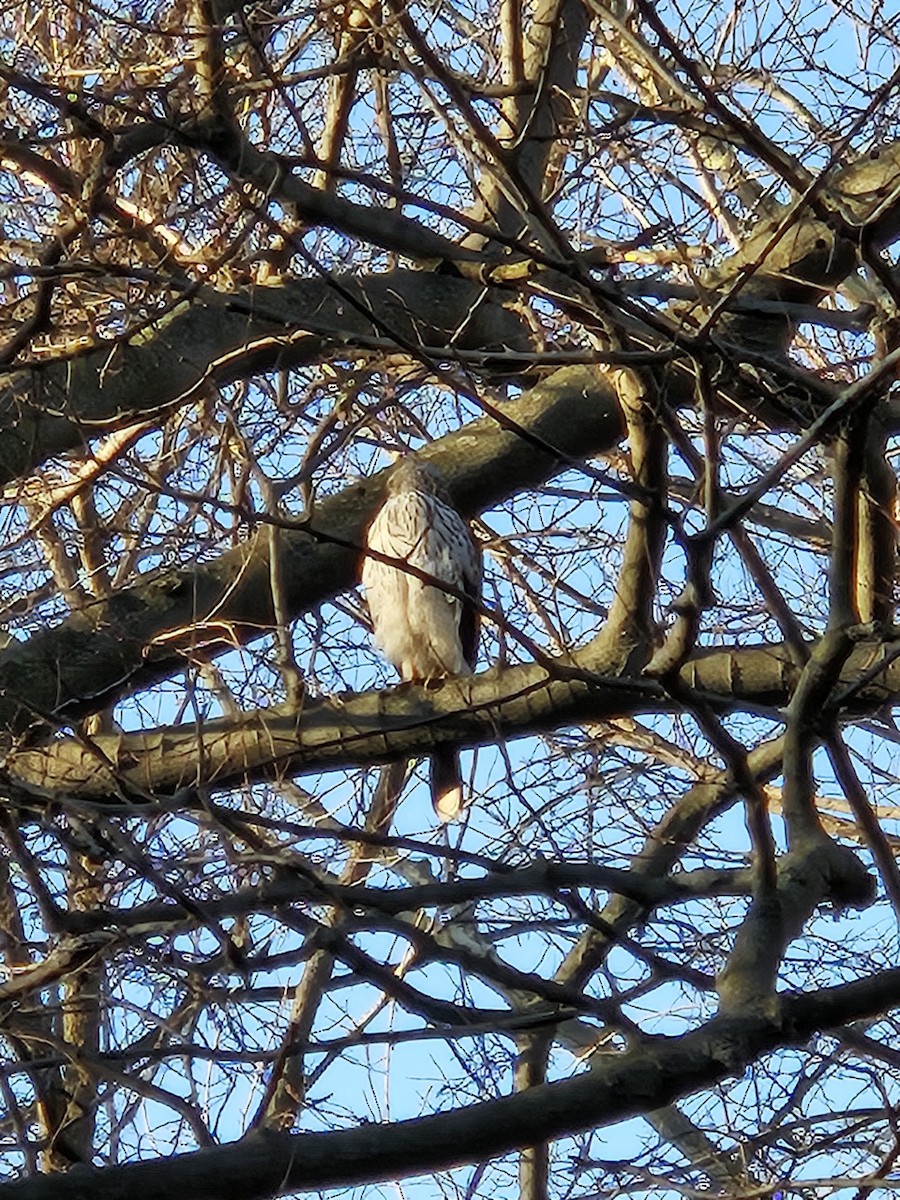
0,364,623,736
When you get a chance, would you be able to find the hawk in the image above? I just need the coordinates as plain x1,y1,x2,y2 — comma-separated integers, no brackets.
362,458,481,821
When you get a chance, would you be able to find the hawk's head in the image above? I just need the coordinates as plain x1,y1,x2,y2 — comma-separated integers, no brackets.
385,457,447,498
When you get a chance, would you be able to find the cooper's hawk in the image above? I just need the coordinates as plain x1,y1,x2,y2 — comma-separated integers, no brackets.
362,458,481,821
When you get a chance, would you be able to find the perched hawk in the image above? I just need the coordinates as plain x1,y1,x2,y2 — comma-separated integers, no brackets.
362,458,481,821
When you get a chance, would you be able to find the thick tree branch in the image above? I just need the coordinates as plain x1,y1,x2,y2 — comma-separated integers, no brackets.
9,635,900,804
3,970,900,1200
0,270,529,488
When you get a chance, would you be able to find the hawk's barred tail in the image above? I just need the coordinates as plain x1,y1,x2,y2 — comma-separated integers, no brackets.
430,745,466,822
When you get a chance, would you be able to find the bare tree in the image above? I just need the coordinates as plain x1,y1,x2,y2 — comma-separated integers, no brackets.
1,0,900,1197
